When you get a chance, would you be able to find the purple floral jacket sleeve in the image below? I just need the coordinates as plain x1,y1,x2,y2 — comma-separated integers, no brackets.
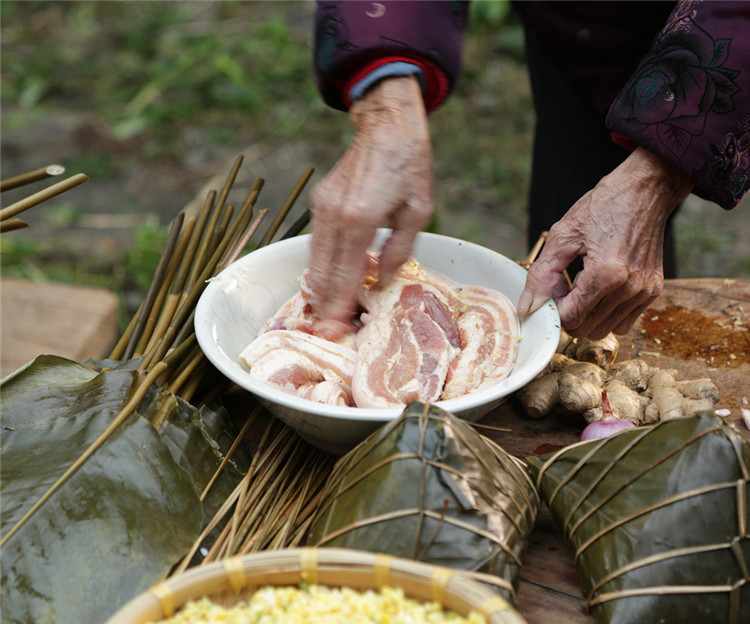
606,1,750,209
314,1,469,112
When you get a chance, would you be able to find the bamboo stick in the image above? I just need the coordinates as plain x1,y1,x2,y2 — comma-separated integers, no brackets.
199,405,261,502
138,218,197,357
185,156,243,289
0,164,65,192
217,206,268,270
0,173,88,222
279,208,310,240
0,219,29,233
123,213,185,360
168,346,205,396
258,166,314,246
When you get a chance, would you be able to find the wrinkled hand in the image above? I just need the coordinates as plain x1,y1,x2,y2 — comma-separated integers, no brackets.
309,76,432,327
517,147,694,339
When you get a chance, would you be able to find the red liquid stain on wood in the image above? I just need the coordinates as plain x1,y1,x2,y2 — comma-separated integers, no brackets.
532,443,565,455
639,304,749,367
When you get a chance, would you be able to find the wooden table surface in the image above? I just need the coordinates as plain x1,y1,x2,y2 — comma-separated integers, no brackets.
478,278,750,624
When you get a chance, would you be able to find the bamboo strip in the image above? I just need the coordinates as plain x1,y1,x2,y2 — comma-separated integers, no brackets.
185,156,243,289
258,166,314,246
199,405,261,503
170,191,216,303
123,213,185,360
139,218,197,357
221,419,277,553
0,218,29,233
278,208,310,241
217,190,259,267
217,206,268,270
167,347,205,396
0,173,88,221
109,300,144,361
177,360,212,403
187,200,229,292
229,435,302,553
0,164,65,192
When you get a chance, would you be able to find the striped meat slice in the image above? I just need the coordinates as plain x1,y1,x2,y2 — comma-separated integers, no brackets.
353,257,519,407
442,285,520,399
261,269,358,349
352,258,463,408
239,329,357,406
239,255,520,408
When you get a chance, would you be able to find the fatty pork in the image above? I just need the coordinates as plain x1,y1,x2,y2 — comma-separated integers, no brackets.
239,330,357,406
239,255,520,408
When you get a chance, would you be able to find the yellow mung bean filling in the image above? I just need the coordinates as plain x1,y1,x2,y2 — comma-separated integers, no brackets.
150,584,487,623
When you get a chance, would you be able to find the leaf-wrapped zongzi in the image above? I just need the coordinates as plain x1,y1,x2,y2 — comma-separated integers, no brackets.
527,412,750,624
307,402,539,606
0,355,250,624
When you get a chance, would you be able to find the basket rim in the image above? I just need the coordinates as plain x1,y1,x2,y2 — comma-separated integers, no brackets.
105,547,528,624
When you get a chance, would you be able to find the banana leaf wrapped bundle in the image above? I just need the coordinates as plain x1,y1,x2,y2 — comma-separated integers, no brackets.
526,412,750,624
307,402,540,605
0,355,250,624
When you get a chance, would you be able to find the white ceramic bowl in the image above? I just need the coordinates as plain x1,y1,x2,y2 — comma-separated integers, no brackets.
195,230,560,454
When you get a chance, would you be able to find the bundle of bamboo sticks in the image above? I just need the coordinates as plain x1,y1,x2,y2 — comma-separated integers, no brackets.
109,155,312,403
0,156,324,551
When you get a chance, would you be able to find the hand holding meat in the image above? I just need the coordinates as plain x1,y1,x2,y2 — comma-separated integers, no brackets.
517,148,694,339
309,76,433,327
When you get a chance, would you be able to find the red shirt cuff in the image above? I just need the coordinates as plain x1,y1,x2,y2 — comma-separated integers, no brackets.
343,54,450,114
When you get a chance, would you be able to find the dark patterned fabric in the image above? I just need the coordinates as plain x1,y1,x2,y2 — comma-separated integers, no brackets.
313,0,750,209
314,1,469,112
606,2,749,208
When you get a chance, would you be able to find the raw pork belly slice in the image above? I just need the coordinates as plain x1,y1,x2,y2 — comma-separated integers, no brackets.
352,284,461,408
261,269,358,349
239,330,357,406
352,258,462,409
239,255,520,408
442,285,520,399
261,269,316,334
353,257,519,408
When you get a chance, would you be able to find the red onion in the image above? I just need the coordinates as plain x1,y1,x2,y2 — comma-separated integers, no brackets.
581,417,636,441
580,389,637,441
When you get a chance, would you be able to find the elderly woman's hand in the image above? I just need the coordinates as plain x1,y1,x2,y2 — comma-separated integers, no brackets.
309,76,432,328
517,147,694,339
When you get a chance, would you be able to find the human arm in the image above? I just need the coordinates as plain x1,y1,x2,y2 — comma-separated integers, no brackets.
309,75,432,327
309,1,469,328
517,147,694,339
518,1,749,338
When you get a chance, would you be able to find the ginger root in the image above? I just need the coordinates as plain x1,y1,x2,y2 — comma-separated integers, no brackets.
558,373,602,412
563,333,619,369
516,333,721,427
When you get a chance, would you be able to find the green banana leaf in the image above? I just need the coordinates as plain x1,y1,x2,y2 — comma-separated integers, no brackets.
307,402,540,605
526,412,750,624
0,356,250,624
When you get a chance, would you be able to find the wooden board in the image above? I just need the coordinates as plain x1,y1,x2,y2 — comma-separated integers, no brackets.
478,278,750,624
0,277,120,377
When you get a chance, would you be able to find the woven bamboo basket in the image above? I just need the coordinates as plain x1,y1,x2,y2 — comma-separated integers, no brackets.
105,547,528,624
